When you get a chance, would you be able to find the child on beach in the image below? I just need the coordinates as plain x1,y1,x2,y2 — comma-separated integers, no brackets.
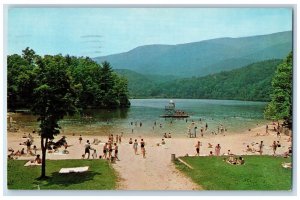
129,138,133,144
79,135,82,144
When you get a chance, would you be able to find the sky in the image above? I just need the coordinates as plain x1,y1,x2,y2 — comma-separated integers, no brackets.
7,7,293,57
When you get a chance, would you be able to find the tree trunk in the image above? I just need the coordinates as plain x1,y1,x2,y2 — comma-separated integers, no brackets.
40,137,48,178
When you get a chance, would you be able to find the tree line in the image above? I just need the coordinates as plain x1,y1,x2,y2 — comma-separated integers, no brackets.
7,47,131,112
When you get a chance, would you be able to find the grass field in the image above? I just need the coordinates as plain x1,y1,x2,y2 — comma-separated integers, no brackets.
7,159,118,190
175,155,292,190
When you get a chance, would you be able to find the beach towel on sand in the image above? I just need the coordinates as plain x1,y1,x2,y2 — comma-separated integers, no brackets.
59,166,89,173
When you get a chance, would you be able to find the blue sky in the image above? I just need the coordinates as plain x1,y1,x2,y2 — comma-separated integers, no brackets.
7,7,292,57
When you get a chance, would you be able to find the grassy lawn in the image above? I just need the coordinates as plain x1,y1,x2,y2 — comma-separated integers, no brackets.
7,159,118,190
175,156,292,190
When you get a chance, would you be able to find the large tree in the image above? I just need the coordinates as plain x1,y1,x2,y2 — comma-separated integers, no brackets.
264,52,293,128
32,55,77,178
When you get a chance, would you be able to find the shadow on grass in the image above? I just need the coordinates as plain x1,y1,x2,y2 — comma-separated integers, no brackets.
41,171,101,187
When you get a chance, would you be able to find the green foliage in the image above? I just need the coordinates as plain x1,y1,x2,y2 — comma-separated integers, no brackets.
118,59,282,101
175,156,292,190
7,54,38,109
7,159,117,190
32,54,77,139
7,49,131,110
264,52,293,127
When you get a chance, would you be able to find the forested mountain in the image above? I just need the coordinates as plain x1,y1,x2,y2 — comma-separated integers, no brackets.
94,31,292,77
116,59,283,101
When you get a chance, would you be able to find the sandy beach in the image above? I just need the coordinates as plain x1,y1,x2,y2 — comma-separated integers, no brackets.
7,120,292,190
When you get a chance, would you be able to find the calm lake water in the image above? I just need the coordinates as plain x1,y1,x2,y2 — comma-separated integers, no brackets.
12,99,268,137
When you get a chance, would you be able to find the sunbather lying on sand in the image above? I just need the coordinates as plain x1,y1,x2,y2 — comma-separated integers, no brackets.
244,145,256,153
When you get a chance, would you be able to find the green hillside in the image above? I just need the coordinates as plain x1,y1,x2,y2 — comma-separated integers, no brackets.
94,31,292,77
117,59,283,101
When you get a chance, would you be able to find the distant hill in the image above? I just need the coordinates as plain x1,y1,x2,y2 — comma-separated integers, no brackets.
94,31,292,77
114,69,178,98
116,59,283,101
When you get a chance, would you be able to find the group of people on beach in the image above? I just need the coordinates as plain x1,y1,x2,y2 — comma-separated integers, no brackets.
128,138,146,158
82,134,148,161
8,133,37,159
195,141,222,156
81,133,123,162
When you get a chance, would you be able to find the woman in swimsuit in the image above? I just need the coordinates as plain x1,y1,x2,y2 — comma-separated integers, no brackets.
133,139,138,155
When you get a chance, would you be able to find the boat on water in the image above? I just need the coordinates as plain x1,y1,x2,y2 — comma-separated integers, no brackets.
160,100,190,118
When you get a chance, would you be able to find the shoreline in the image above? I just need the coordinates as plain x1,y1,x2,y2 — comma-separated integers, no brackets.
7,121,292,160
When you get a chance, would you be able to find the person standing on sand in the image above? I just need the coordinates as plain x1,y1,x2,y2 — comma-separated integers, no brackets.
116,135,119,144
141,139,146,158
26,139,31,154
119,133,122,144
259,141,264,155
133,139,138,155
108,142,113,159
195,141,201,156
84,140,92,159
215,144,221,156
79,135,83,144
114,143,120,161
266,125,269,134
103,143,108,159
272,141,277,156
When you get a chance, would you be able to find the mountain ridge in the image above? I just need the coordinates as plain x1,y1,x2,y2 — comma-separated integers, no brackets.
94,31,292,77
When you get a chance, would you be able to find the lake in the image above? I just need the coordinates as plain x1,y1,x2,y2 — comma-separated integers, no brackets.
11,99,268,137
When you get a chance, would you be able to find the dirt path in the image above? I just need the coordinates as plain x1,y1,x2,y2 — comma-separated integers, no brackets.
113,139,201,190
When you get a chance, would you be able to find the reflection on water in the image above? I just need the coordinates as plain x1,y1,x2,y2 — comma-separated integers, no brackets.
11,99,268,136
